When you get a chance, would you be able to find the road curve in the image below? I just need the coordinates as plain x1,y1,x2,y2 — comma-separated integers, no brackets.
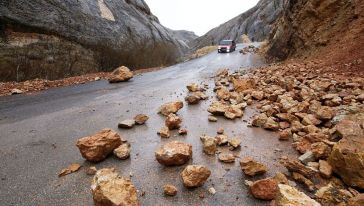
0,44,297,206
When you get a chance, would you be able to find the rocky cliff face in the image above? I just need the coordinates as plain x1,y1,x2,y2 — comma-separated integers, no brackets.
191,0,288,50
171,30,198,48
0,0,188,81
266,0,364,61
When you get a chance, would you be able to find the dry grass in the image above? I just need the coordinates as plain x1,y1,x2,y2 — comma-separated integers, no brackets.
189,46,218,60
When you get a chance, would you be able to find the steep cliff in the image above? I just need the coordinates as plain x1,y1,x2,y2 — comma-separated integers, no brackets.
0,0,188,81
191,0,288,50
266,0,364,63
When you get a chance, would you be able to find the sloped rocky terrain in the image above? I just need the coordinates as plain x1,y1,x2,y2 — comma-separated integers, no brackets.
0,0,189,81
191,0,288,49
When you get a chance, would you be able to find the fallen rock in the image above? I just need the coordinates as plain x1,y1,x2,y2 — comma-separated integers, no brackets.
207,101,228,115
59,163,81,177
218,153,235,163
155,141,192,166
217,128,224,134
283,159,316,178
165,113,182,130
232,78,256,92
178,128,188,135
134,114,149,125
158,101,184,116
163,184,177,196
275,184,321,206
251,91,264,100
158,126,170,138
252,113,268,127
113,143,131,160
118,119,136,129
240,157,268,176
274,172,289,185
319,160,332,178
316,106,336,120
86,166,97,175
215,134,228,146
186,83,200,92
292,172,315,191
11,88,23,95
108,66,133,83
181,165,211,188
216,87,230,100
91,168,138,206
76,129,123,162
201,135,217,155
208,115,218,122
263,117,280,130
228,138,241,150
185,95,200,104
315,183,353,206
279,129,292,141
311,142,331,159
250,178,277,200
298,151,315,165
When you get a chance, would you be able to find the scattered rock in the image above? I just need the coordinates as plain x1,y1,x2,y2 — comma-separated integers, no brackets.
165,113,182,130
228,138,241,150
86,166,97,175
158,101,184,116
275,184,320,206
208,187,216,195
76,129,123,162
118,119,136,129
163,184,177,196
134,114,149,125
108,66,133,83
250,178,277,200
218,153,235,163
240,157,268,176
91,168,138,205
201,135,217,155
113,143,131,160
59,163,81,177
178,128,188,135
158,126,170,138
155,141,192,166
181,165,211,188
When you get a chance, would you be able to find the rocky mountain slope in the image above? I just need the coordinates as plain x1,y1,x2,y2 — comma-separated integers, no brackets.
0,0,189,81
266,0,364,64
191,0,288,50
171,30,198,47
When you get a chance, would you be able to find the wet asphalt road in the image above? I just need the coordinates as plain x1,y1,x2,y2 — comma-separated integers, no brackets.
0,44,298,206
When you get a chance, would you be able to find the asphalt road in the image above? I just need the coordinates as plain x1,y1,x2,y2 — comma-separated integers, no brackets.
0,44,298,206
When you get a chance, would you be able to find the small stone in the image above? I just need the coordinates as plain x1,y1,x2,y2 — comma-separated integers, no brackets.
163,184,177,196
298,151,315,165
208,187,216,195
217,128,224,134
86,166,97,175
158,126,170,138
185,95,200,104
215,134,228,145
218,153,235,163
94,77,101,81
113,143,131,160
118,119,136,129
165,113,182,130
186,83,200,92
208,115,218,122
181,165,211,188
158,101,184,116
134,114,149,125
250,178,277,200
240,157,268,176
59,163,81,177
178,128,188,135
155,141,192,166
279,129,292,141
319,160,332,178
252,113,268,127
228,138,241,150
201,135,217,155
311,142,331,159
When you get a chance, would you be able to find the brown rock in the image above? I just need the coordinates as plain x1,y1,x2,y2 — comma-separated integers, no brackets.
158,126,170,138
228,138,241,150
311,142,331,159
208,101,228,115
165,113,182,130
76,129,123,162
217,128,224,134
178,128,188,135
251,91,264,100
91,168,138,206
155,141,192,166
319,160,332,178
181,165,211,188
240,157,268,176
59,163,81,177
279,129,292,141
163,184,177,196
263,117,280,131
134,114,149,125
292,172,315,191
250,178,277,200
315,183,353,206
201,135,217,155
185,95,200,104
232,78,256,92
158,101,184,116
113,143,131,160
348,194,364,206
118,119,136,129
218,153,235,163
252,113,268,127
186,83,200,92
275,184,321,206
215,134,228,145
108,66,134,83
274,172,289,185
283,159,316,179
216,87,230,100
316,106,336,120
208,115,218,122
86,166,97,175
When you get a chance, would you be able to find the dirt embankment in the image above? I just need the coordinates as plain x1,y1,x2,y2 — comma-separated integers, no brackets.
266,0,364,73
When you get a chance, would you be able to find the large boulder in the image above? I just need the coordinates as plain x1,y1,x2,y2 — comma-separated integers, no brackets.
76,129,124,162
0,0,188,82
108,66,133,83
275,184,321,206
181,165,211,188
91,168,138,206
328,119,364,189
155,141,192,166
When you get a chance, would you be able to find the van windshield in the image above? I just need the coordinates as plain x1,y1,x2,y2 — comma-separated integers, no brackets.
219,40,232,45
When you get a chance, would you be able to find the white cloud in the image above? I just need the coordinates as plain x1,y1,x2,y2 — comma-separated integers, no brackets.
145,0,260,36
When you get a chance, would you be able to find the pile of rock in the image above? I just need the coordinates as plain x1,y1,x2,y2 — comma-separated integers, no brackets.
239,45,259,55
157,101,184,138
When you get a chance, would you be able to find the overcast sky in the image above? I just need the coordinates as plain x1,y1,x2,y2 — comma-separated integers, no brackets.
145,0,260,36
